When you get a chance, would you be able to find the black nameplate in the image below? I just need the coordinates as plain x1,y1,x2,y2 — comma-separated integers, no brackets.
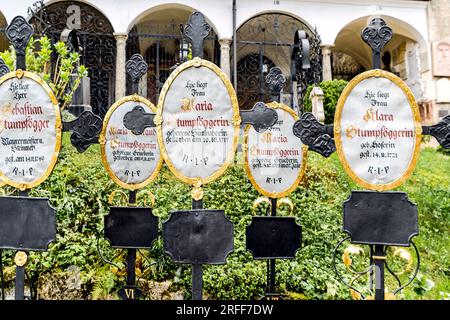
246,217,301,259
117,285,142,300
104,207,158,249
163,210,234,264
343,191,418,246
0,196,56,251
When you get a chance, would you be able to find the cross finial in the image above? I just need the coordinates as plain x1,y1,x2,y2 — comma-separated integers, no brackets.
183,12,211,59
6,16,34,70
126,54,148,94
361,17,393,69
266,67,286,103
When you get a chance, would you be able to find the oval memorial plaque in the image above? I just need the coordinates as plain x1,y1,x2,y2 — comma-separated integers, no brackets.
101,95,162,190
335,70,421,191
244,102,307,198
0,70,61,190
156,58,240,186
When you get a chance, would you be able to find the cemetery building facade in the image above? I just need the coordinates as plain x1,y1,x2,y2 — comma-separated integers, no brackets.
0,0,448,123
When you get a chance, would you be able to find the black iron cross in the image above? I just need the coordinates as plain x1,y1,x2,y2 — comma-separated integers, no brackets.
1,16,57,301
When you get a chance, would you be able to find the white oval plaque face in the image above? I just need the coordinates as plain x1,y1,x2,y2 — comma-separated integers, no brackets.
244,103,307,198
157,58,240,185
0,71,61,190
101,95,162,190
335,70,421,191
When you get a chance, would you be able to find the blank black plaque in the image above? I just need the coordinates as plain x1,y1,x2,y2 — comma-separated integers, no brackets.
343,191,418,247
0,196,56,251
246,216,302,259
163,210,234,264
104,207,158,249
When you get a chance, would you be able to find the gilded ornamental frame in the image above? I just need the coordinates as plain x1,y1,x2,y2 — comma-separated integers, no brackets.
0,70,62,191
243,102,308,198
100,94,163,191
156,57,241,187
334,69,422,191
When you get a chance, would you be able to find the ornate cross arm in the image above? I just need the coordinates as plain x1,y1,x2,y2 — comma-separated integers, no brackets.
122,106,156,135
266,67,286,103
240,102,278,132
293,112,336,157
0,57,10,77
422,115,450,149
294,112,450,159
62,111,103,153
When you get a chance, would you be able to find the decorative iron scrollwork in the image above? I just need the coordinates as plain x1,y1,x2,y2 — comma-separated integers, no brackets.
333,237,420,300
265,67,286,101
5,16,34,56
422,115,450,149
293,112,336,157
0,57,10,77
63,111,102,152
183,12,211,59
126,54,148,83
361,18,393,69
27,0,51,37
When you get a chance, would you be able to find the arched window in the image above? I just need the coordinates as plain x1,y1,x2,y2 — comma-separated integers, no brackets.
43,1,116,117
126,7,219,105
234,13,314,109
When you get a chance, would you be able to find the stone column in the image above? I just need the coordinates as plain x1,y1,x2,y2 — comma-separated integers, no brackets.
114,33,128,100
219,38,232,79
321,44,334,81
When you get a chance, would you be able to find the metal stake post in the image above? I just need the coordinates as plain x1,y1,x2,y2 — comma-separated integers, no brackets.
361,18,393,301
5,16,35,301
183,12,211,301
264,67,286,298
268,197,277,294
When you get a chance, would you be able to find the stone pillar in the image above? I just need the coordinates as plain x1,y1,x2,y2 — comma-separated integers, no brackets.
310,86,325,123
114,33,128,100
219,38,232,79
321,44,334,81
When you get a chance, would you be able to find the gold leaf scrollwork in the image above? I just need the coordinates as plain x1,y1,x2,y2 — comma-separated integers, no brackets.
276,197,294,216
14,251,28,267
153,114,163,126
193,57,202,67
232,114,242,126
16,69,24,79
191,178,204,200
342,244,365,271
138,190,156,208
391,247,413,275
252,197,271,215
108,189,129,206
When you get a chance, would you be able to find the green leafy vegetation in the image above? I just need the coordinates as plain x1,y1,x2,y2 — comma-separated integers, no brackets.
0,135,448,300
0,36,88,109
